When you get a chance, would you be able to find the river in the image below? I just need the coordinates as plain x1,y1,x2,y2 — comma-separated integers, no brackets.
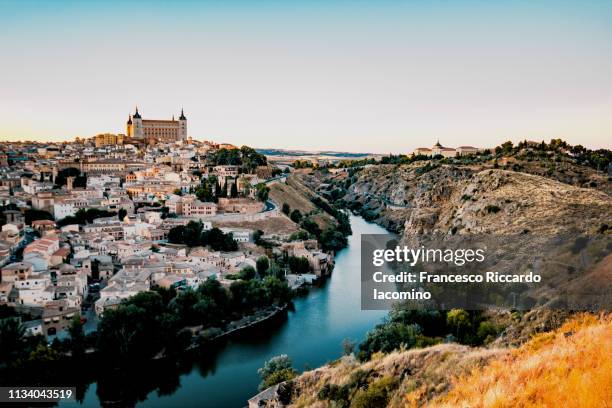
64,215,389,407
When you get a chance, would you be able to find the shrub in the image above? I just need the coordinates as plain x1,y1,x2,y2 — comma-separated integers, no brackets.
485,204,501,214
281,202,291,215
351,376,398,408
290,209,303,223
258,355,297,391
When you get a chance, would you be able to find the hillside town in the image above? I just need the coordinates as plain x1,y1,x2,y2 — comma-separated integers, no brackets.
0,112,337,341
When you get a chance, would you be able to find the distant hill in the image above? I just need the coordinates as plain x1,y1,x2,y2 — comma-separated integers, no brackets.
256,148,372,158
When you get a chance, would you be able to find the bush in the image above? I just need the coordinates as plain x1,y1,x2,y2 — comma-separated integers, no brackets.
290,209,302,223
485,204,501,214
258,355,297,391
288,256,310,274
476,321,499,343
256,256,269,276
317,383,350,406
282,203,291,215
351,376,398,408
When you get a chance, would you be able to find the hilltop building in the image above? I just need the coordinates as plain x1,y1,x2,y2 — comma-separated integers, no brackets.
414,141,480,158
126,107,187,144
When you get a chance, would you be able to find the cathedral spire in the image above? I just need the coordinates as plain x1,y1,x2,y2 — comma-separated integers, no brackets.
133,106,141,119
179,108,186,120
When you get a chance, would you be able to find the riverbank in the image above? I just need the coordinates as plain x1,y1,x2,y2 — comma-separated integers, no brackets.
180,304,289,355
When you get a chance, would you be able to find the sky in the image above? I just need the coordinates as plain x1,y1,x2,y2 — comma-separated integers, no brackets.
0,0,611,153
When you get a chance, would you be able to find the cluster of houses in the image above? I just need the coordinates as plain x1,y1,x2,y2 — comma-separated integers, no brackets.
0,138,331,340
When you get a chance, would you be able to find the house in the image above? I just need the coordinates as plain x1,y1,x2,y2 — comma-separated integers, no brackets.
31,219,56,234
17,286,54,307
217,198,264,214
23,319,43,337
167,195,218,217
94,269,152,315
23,253,50,272
51,247,70,265
213,165,239,179
0,282,13,303
23,236,60,258
221,228,252,243
1,262,34,282
41,300,78,337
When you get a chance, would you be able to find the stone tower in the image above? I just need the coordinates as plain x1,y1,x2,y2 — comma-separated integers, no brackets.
127,107,144,139
178,108,187,140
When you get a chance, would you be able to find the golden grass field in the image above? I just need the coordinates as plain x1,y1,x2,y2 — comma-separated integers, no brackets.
422,313,612,408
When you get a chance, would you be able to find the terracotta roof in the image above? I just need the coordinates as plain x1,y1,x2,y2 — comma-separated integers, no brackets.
52,247,70,257
32,220,55,226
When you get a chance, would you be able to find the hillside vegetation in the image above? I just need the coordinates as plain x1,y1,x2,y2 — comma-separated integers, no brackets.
427,313,612,408
252,314,610,408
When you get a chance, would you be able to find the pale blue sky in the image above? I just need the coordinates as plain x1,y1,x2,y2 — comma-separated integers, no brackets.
0,0,611,152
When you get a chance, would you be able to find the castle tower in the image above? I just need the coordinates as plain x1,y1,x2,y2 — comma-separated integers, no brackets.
178,108,187,140
128,107,144,139
126,115,133,137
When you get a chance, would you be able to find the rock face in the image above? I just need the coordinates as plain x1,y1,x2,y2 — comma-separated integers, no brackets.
346,164,611,238
347,164,611,309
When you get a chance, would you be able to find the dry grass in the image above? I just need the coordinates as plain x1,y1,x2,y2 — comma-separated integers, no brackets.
268,181,317,214
268,176,336,230
214,215,299,235
424,313,612,408
288,344,505,408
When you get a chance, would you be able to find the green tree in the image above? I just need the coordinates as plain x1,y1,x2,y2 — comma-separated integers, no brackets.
24,209,53,225
230,178,239,198
0,317,24,362
253,229,264,245
256,256,270,276
168,225,186,244
168,289,201,326
357,322,421,361
184,221,204,247
256,183,270,202
196,182,214,202
320,228,348,252
238,266,257,280
257,354,297,391
282,203,291,215
97,291,165,362
290,209,302,223
300,218,321,237
262,276,292,304
197,278,230,311
118,208,127,221
68,314,86,357
288,256,310,274
447,309,471,341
